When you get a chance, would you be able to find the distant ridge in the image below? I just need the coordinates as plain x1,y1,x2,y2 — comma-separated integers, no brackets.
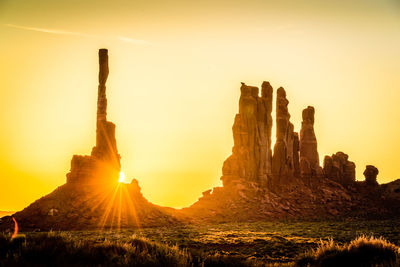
0,211,15,218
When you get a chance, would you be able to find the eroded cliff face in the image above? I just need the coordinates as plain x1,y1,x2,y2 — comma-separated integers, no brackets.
300,106,323,179
271,87,300,185
218,82,379,190
221,82,273,187
221,82,319,190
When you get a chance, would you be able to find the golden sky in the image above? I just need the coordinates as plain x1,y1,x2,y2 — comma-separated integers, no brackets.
1,0,400,211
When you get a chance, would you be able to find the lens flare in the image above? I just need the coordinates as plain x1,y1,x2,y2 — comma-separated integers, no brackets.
119,171,125,183
11,217,18,239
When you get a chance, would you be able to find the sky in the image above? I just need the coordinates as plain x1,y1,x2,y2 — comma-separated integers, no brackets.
0,0,400,211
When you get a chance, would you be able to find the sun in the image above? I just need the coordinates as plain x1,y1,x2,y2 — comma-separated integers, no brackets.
119,171,125,183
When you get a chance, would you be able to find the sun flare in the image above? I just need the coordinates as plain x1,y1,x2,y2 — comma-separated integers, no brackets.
119,171,125,183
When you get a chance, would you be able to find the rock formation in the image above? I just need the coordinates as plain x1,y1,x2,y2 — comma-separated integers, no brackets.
271,87,289,180
91,49,120,166
221,82,273,186
67,49,120,185
292,132,300,177
270,87,300,185
259,82,274,180
2,56,400,231
299,106,322,178
364,165,379,186
182,81,400,222
0,49,182,231
323,152,356,186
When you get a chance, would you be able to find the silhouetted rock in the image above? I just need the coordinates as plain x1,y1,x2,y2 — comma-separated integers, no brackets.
271,87,300,185
323,152,355,186
2,54,400,231
91,49,120,170
364,165,379,186
0,49,182,231
287,123,300,178
182,81,400,222
221,82,273,186
271,87,289,180
292,132,300,177
259,81,274,180
66,155,113,184
300,106,322,178
67,49,120,185
202,189,212,197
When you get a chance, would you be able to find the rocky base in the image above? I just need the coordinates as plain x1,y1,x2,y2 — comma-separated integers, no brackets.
180,177,400,223
2,175,400,231
0,179,182,231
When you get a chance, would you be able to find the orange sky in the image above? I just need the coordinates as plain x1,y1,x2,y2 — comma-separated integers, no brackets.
1,0,400,211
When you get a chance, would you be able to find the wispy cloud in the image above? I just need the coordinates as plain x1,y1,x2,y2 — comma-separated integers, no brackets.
4,23,92,37
117,36,151,45
3,23,151,45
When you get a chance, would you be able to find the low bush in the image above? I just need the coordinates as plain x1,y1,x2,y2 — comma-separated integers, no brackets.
296,235,400,267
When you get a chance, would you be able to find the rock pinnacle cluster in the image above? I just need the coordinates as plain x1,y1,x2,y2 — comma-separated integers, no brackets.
183,81,400,222
221,82,347,190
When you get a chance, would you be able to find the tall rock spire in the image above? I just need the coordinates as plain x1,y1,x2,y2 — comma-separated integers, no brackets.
299,106,322,178
91,49,120,169
271,87,300,185
97,49,109,123
260,81,273,176
67,49,120,185
271,87,290,180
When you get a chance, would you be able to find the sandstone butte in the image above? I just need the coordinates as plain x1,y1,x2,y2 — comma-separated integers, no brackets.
1,49,400,231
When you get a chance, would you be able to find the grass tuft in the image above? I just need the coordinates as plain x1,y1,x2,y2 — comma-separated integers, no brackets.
296,235,400,267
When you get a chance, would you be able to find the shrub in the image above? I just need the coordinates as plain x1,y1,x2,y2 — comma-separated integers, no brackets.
296,235,400,267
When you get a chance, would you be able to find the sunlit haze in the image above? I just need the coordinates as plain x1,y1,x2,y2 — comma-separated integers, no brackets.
1,0,400,211
119,172,126,183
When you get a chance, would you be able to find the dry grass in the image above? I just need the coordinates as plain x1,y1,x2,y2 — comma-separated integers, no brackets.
2,220,400,266
0,232,260,266
296,235,400,267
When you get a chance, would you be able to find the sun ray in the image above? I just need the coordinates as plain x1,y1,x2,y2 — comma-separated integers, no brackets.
121,185,142,229
117,186,122,231
98,182,120,230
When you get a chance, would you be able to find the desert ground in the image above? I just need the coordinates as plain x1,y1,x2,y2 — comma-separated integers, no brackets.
2,219,400,266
